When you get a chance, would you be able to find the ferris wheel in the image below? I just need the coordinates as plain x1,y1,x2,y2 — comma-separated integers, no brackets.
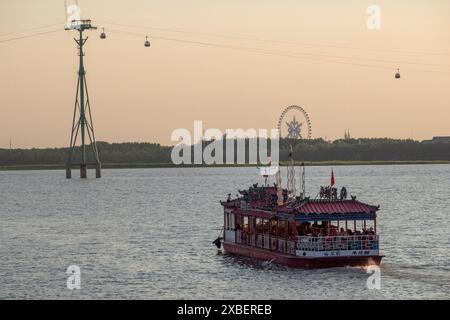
277,105,312,139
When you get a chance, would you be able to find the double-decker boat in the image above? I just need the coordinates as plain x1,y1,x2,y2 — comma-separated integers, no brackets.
214,163,383,268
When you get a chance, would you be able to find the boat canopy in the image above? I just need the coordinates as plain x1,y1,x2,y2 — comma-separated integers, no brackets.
277,199,379,221
278,212,376,222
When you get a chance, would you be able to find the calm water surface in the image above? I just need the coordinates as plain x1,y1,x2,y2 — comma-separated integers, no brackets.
1,165,449,299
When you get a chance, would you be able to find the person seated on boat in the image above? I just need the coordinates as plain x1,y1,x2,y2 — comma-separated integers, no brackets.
298,227,304,236
368,227,375,235
346,228,354,236
270,226,276,235
338,227,347,236
306,223,312,234
289,231,297,240
235,223,241,231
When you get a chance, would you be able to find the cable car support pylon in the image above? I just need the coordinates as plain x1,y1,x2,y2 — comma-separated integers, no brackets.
65,19,101,179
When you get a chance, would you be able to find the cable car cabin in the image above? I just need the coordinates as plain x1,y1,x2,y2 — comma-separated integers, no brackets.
220,185,382,268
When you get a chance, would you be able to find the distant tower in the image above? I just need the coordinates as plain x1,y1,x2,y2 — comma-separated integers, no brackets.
65,20,101,179
344,130,351,140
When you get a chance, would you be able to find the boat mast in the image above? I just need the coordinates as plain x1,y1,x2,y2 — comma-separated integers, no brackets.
287,145,296,198
300,162,305,199
276,167,283,206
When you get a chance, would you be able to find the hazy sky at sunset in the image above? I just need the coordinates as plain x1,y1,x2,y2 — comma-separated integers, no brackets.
1,0,449,148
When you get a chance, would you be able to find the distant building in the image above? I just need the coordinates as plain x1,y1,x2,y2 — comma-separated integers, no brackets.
432,136,450,143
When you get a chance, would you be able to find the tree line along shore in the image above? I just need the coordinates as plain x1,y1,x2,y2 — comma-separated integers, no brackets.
1,138,449,170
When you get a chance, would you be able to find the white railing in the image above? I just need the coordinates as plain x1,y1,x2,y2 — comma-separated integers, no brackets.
296,235,379,252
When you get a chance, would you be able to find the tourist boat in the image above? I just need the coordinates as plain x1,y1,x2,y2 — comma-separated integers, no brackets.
215,160,383,268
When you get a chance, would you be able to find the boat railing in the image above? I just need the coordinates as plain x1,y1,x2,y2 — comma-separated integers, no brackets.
276,239,296,255
235,231,296,254
235,230,243,244
296,235,379,252
236,230,259,247
287,240,296,255
263,235,271,250
234,231,378,254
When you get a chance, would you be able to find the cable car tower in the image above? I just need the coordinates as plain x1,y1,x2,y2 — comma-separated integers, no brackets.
65,19,101,178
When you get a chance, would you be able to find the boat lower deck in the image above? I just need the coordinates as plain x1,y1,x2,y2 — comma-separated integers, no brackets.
223,241,383,268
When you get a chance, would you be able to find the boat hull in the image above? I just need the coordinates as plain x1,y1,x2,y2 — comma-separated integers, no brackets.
223,241,383,268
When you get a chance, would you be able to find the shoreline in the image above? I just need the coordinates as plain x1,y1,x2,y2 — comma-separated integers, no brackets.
1,160,449,171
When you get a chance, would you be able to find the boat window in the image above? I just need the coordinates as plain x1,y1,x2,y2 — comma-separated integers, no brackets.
270,219,277,236
226,212,235,230
225,212,229,229
263,219,270,234
243,216,249,230
279,219,286,236
256,218,262,233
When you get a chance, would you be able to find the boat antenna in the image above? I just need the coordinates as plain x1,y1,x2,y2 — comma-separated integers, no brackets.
287,144,296,198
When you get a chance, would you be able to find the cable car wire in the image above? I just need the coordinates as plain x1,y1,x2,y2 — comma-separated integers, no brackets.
94,20,450,57
0,29,63,44
1,22,449,75
105,28,450,75
94,22,450,68
0,22,64,38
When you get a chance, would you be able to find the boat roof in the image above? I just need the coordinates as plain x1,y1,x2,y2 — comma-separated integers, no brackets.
280,198,379,215
222,197,379,221
277,198,379,221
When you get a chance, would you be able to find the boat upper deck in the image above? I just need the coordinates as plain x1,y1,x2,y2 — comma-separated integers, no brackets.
221,184,380,221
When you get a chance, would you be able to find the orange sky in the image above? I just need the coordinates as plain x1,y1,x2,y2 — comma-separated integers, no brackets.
1,0,449,148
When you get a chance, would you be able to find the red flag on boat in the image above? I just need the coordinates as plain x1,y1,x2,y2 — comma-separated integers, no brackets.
331,169,335,187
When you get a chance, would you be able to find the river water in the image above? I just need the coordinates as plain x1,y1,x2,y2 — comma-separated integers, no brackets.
0,165,449,299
